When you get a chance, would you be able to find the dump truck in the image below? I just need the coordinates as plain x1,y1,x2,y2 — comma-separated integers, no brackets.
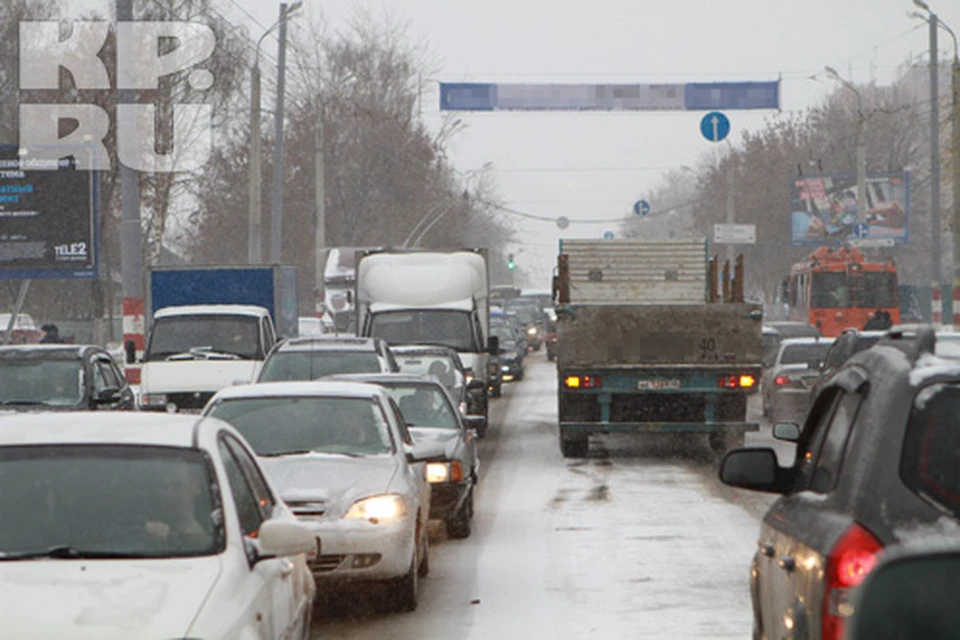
553,238,763,458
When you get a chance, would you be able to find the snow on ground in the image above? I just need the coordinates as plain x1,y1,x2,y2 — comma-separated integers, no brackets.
314,353,776,639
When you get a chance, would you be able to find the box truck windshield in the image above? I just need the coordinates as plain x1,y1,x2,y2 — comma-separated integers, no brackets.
145,315,262,361
369,310,477,352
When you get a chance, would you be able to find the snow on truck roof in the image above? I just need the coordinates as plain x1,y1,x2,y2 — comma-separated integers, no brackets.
357,252,487,307
154,304,271,318
370,299,474,314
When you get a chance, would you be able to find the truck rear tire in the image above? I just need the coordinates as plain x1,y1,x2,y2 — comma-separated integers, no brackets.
560,435,589,458
709,432,745,456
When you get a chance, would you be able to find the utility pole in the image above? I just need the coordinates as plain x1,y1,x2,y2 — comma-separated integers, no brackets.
929,14,947,325
270,3,291,264
118,0,144,381
951,44,960,324
725,144,735,268
314,112,326,314
248,63,262,263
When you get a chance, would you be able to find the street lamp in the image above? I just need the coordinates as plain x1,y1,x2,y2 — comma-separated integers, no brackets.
824,65,868,231
248,1,303,264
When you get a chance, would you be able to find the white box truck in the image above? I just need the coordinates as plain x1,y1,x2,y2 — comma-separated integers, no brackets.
355,249,498,429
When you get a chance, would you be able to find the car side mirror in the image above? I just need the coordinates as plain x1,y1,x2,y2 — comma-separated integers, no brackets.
718,448,786,493
846,548,960,639
487,335,499,355
467,379,485,392
773,422,801,442
125,340,137,364
406,442,445,463
94,387,122,403
254,519,319,562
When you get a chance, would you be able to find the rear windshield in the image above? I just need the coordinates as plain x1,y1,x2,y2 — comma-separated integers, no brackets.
779,343,832,366
902,384,960,517
258,351,381,381
208,397,392,456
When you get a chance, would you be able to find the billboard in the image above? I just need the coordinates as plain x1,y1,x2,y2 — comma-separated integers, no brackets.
789,171,909,247
439,81,781,112
0,146,98,279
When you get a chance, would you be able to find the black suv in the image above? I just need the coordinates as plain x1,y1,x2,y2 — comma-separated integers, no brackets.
257,336,398,382
720,327,960,640
0,345,135,411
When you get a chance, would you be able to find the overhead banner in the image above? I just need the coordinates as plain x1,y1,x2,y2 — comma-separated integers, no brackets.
0,146,98,279
438,81,780,111
789,171,910,247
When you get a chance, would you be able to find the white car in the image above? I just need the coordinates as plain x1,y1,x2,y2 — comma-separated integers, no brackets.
203,380,440,611
0,412,317,639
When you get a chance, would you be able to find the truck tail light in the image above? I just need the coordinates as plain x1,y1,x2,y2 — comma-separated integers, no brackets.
564,375,601,389
774,375,791,387
822,522,883,640
718,375,756,389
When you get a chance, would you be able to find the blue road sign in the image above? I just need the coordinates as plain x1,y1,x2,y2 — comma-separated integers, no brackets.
700,111,730,142
854,222,870,238
603,231,615,239
633,199,651,216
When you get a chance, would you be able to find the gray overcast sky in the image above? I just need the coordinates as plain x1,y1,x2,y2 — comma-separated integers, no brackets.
70,0,960,284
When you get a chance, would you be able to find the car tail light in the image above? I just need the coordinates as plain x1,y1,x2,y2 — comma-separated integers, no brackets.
564,375,601,389
822,522,883,640
774,375,791,387
718,375,756,389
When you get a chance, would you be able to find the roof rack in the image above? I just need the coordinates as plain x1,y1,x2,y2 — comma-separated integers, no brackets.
877,325,936,364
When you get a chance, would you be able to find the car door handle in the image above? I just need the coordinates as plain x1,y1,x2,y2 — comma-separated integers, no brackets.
759,543,775,558
280,559,294,579
778,556,796,572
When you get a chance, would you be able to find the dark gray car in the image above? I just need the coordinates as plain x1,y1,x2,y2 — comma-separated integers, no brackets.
720,327,960,640
327,373,481,539
0,345,135,411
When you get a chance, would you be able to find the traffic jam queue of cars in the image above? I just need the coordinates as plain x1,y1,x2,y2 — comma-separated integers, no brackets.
0,332,495,634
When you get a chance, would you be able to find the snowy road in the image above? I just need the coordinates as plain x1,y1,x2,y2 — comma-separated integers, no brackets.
311,352,783,639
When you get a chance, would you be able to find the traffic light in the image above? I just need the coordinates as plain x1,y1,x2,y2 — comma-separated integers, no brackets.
507,253,516,270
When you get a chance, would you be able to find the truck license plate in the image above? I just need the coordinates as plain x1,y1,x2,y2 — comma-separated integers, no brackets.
637,379,681,390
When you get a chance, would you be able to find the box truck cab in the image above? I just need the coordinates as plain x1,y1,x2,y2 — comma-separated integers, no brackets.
356,249,498,425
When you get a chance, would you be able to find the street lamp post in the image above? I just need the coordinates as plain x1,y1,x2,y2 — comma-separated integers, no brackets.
248,3,301,265
824,66,868,231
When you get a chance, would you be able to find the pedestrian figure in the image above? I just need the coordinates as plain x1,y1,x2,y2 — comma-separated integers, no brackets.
39,324,64,344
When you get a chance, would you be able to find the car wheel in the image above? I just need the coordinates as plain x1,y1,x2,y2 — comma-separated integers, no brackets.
393,549,419,612
491,383,502,398
446,489,473,539
516,370,524,381
560,436,588,458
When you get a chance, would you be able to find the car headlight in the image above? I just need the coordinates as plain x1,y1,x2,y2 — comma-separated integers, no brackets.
527,327,537,336
345,494,406,522
140,393,167,407
427,461,463,483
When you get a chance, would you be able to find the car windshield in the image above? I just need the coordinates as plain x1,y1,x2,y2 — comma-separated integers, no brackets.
779,343,832,366
385,385,459,429
146,315,261,361
0,446,221,559
369,310,476,352
258,351,382,381
208,397,392,456
0,358,84,406
505,302,539,325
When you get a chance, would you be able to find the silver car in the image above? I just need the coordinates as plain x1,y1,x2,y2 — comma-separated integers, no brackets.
202,380,442,612
761,336,835,425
